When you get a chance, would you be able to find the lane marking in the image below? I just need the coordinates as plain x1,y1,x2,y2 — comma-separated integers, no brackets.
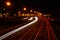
0,17,38,40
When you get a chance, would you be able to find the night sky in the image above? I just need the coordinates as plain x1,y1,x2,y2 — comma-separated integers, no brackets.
0,0,60,17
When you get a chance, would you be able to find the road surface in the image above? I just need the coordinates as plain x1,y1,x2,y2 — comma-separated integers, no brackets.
0,16,60,40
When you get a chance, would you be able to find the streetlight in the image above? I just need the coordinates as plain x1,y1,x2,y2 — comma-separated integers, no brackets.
23,7,27,11
30,10,33,12
39,13,42,15
18,11,21,17
34,11,36,13
38,13,42,16
6,1,11,6
18,11,21,14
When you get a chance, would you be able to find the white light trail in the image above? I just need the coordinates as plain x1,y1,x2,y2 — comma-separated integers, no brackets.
28,17,33,20
23,17,28,20
0,16,38,40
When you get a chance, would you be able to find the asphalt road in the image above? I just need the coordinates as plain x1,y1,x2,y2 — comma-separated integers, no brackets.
0,17,31,36
0,16,60,40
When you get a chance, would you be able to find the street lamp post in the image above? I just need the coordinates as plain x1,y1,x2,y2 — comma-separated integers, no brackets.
23,7,27,16
5,1,12,16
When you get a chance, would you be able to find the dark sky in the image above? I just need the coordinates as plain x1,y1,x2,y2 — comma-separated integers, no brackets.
21,0,60,16
0,0,60,16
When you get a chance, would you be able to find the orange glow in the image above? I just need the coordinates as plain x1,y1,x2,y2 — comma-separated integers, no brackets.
38,13,42,16
18,11,21,14
44,14,46,16
30,10,33,12
34,11,36,13
27,14,30,16
22,14,24,16
39,13,42,15
13,14,17,17
36,12,39,13
31,14,34,16
23,7,26,11
0,13,3,17
6,2,11,6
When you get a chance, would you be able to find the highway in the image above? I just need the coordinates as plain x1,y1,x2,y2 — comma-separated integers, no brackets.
0,16,60,40
0,17,32,36
0,0,60,40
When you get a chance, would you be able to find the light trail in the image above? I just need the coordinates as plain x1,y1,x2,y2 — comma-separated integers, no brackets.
46,20,57,40
19,28,32,40
53,23,60,31
23,17,28,20
0,17,38,40
18,18,41,40
34,23,44,40
28,17,33,20
46,21,51,40
52,22,60,40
